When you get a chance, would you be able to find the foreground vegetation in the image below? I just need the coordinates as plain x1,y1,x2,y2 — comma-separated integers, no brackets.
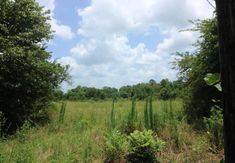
0,100,223,162
0,0,227,162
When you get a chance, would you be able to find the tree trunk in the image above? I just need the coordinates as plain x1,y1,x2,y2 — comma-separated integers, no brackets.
215,0,235,162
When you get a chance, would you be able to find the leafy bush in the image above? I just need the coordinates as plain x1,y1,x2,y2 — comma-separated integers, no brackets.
126,130,165,163
204,73,223,150
103,130,127,163
204,106,223,150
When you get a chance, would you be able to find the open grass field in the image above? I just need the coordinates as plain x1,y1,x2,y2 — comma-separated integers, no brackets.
0,100,223,163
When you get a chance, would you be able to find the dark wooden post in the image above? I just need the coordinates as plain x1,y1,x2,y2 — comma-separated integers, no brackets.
215,0,235,162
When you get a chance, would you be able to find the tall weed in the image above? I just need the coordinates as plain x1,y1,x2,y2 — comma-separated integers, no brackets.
123,97,137,134
59,101,66,123
110,99,116,129
144,98,149,129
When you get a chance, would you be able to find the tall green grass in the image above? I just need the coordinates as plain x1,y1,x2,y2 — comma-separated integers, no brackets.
0,99,223,162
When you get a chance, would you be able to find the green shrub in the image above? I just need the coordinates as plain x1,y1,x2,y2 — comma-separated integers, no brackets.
103,130,127,163
126,130,165,163
204,106,223,150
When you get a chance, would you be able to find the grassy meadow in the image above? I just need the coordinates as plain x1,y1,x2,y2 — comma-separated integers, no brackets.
0,99,223,162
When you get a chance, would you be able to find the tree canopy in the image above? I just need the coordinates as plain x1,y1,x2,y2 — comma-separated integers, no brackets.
174,18,221,123
0,0,68,134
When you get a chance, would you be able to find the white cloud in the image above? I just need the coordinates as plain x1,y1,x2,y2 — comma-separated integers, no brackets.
77,0,214,38
58,0,214,89
59,34,175,88
50,18,75,40
36,0,55,12
156,29,198,55
36,0,75,40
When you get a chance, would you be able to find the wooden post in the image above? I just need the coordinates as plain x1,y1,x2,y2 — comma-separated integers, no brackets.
215,0,235,162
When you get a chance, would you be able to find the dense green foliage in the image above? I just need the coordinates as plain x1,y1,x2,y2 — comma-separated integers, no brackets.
103,130,127,162
0,0,68,134
203,73,223,150
126,130,165,163
65,86,118,101
204,106,223,150
104,129,166,163
64,79,183,101
174,18,221,123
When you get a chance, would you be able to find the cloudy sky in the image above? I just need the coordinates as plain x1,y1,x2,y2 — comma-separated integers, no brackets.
37,0,214,89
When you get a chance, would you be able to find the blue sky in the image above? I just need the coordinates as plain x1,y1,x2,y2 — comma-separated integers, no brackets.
37,0,214,90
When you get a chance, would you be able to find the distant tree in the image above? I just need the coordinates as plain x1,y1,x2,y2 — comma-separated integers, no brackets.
171,78,185,98
215,1,235,161
160,79,170,88
159,88,170,100
149,79,156,85
66,90,79,101
132,83,149,100
119,86,133,99
158,79,178,100
0,0,68,134
102,87,118,99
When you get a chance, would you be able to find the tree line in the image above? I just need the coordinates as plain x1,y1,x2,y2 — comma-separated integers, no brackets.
55,79,184,101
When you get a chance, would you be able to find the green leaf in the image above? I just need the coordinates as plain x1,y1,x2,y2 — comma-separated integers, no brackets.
204,73,220,86
215,83,222,91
